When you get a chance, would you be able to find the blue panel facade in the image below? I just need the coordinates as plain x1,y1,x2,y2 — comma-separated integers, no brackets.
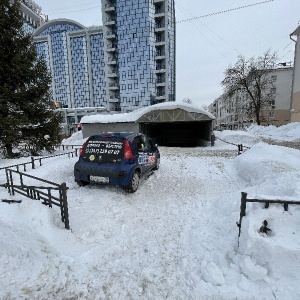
90,34,106,107
35,24,105,108
167,0,176,102
116,0,156,111
35,41,50,71
70,36,90,107
22,22,36,35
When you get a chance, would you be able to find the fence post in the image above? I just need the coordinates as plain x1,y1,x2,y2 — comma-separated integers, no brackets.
5,169,11,194
237,192,247,244
238,144,243,155
8,169,15,196
31,157,35,169
60,182,70,229
240,192,247,218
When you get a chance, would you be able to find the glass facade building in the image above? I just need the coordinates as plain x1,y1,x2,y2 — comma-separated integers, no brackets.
102,0,176,111
31,0,176,115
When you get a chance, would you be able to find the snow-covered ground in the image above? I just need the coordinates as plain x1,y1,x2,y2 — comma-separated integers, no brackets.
1,123,300,299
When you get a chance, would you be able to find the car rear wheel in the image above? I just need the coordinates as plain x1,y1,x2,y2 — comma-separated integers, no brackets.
125,171,140,193
153,156,160,170
76,180,90,186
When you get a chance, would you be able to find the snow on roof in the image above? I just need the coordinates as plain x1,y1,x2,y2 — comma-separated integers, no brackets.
80,102,215,124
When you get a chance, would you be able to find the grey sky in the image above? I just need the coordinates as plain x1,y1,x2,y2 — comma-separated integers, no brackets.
36,0,300,108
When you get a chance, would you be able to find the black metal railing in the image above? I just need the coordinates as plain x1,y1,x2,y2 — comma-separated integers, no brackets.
0,149,79,172
3,168,70,229
237,192,300,245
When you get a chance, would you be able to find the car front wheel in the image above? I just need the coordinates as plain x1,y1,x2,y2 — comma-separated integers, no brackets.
125,171,140,193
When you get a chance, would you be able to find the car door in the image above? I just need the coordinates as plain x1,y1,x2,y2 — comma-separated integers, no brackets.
140,135,157,174
132,136,148,175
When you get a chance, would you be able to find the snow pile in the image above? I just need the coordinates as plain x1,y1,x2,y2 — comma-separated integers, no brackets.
234,142,300,197
215,130,262,148
61,130,85,145
246,122,300,141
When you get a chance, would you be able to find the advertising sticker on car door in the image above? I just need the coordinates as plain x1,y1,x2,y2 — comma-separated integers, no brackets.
138,152,156,166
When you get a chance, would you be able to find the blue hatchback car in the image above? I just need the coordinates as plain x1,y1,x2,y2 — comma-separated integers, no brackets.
74,132,160,192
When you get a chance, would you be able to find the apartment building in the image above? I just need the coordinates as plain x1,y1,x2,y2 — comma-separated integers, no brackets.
101,0,176,112
209,67,293,129
30,0,175,124
290,25,300,122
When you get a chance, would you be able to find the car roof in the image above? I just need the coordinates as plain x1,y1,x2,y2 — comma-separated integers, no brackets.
89,132,141,141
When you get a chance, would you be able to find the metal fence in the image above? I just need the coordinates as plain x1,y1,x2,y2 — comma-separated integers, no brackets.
3,168,70,229
0,145,81,229
0,148,79,172
237,192,300,245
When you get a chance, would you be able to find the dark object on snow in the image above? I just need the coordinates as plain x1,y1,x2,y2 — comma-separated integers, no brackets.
2,199,22,204
260,220,272,234
238,144,243,155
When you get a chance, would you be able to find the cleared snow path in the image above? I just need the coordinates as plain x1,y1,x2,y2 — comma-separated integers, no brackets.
0,147,268,299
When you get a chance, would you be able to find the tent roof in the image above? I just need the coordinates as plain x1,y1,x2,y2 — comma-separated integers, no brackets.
80,102,215,124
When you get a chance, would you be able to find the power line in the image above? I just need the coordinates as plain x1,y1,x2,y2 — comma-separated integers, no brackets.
176,0,275,24
176,4,232,63
176,2,242,56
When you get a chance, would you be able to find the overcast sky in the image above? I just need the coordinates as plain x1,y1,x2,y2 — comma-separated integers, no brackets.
36,0,300,108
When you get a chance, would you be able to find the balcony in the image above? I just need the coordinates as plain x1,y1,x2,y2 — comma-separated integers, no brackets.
106,43,117,52
105,17,116,25
105,30,116,39
155,93,166,101
156,64,165,70
107,70,118,77
107,56,118,64
155,50,165,59
156,78,166,86
108,82,119,90
104,3,115,12
155,36,165,43
108,95,119,103
155,8,165,18
155,36,165,46
155,8,165,14
155,23,165,32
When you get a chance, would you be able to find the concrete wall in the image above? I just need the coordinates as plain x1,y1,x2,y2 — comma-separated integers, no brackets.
274,68,293,110
82,122,139,138
291,27,300,122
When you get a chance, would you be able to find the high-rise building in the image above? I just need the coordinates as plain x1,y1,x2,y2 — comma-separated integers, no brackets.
31,0,176,122
101,0,176,112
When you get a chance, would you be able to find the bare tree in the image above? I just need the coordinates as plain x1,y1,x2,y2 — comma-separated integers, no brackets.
221,50,278,125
